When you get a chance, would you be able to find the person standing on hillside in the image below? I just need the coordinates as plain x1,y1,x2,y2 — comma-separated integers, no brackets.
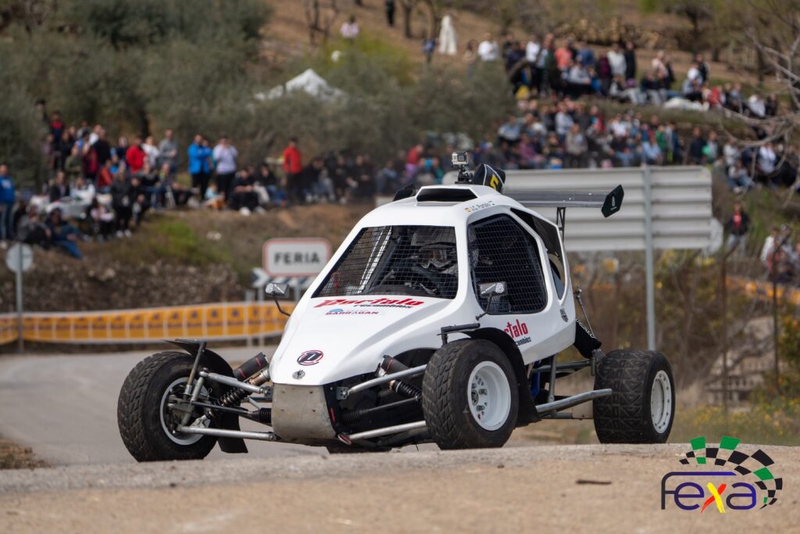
282,138,303,204
142,136,160,170
188,135,213,199
0,164,16,245
125,136,146,175
341,15,359,41
477,33,499,62
724,202,751,253
158,129,178,173
438,13,457,56
607,42,626,81
624,41,637,85
525,34,541,93
212,136,238,201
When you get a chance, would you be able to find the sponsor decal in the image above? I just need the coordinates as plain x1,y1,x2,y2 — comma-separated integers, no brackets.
661,436,783,512
297,350,324,366
315,298,425,309
325,308,380,316
504,319,531,346
464,200,495,213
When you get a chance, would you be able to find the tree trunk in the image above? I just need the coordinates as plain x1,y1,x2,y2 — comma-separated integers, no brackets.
402,5,413,38
756,46,766,86
422,0,439,40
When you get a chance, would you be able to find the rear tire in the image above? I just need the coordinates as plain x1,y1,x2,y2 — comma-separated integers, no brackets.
422,339,518,449
118,351,217,462
593,349,675,444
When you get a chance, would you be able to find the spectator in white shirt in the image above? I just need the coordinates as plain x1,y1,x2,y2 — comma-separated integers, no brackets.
607,43,626,79
748,94,766,118
142,136,160,169
554,103,574,139
758,142,777,175
525,35,541,64
722,139,740,169
477,33,499,61
212,136,239,200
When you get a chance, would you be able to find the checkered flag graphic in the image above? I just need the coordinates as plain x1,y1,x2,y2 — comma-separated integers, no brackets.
678,436,782,507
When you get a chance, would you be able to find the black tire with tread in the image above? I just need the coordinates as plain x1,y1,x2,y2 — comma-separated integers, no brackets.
593,349,675,444
422,339,518,449
117,351,217,462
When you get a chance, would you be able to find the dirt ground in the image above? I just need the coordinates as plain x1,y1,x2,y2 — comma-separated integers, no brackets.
263,0,756,88
0,445,796,534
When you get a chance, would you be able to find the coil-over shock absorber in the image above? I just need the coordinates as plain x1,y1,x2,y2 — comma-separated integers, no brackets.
389,380,421,400
219,360,270,407
380,355,422,401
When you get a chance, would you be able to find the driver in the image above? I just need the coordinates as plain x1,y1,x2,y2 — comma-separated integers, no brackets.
410,228,458,297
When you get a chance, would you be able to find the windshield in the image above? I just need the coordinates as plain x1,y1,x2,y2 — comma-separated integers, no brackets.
314,226,458,299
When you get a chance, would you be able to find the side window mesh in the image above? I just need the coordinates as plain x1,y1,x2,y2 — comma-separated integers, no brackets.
469,215,547,313
314,226,458,299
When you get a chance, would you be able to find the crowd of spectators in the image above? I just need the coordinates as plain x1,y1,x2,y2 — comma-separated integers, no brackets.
4,30,799,261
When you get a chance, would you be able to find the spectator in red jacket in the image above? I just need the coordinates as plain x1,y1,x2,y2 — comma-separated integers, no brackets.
282,137,303,203
125,136,146,175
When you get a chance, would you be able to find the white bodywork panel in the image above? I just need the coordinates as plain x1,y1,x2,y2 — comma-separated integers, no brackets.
269,185,576,386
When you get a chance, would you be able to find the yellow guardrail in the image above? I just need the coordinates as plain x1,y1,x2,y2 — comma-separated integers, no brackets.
0,301,293,345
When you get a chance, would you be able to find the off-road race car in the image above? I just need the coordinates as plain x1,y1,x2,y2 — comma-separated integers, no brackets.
117,156,675,461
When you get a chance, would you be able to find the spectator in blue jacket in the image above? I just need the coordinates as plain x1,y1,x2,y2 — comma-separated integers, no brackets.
45,208,84,260
0,164,16,244
187,135,213,199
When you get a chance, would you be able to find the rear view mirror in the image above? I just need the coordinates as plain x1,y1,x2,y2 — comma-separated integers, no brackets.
265,283,291,317
479,282,507,297
265,282,289,298
476,282,507,321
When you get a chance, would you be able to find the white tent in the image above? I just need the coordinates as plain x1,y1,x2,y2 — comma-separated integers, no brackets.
256,69,346,102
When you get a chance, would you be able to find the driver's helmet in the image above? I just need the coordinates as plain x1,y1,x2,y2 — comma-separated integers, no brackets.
411,227,457,272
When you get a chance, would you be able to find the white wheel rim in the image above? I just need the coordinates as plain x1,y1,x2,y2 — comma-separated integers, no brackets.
650,370,673,434
160,378,209,445
467,361,511,431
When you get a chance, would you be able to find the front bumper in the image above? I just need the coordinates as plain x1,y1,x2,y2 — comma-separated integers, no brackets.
271,384,336,444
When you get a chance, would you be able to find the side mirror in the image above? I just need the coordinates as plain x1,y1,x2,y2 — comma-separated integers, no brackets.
479,282,507,297
476,281,507,321
265,282,290,298
265,283,291,317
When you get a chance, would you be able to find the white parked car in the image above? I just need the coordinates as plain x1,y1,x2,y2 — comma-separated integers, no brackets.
118,157,675,460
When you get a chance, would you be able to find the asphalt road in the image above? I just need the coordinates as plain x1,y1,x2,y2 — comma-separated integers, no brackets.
0,345,321,465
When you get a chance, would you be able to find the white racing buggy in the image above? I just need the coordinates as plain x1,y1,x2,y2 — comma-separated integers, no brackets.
117,155,675,461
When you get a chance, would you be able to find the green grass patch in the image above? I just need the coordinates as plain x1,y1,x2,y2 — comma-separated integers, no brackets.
305,29,415,86
150,218,229,265
103,213,230,267
670,399,800,446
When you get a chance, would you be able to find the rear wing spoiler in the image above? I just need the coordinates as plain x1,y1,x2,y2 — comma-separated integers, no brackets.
508,185,624,218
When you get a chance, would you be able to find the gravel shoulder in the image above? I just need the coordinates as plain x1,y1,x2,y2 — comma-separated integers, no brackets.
1,444,797,534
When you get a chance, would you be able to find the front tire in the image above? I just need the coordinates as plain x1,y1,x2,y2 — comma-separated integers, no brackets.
118,351,217,462
422,339,518,449
593,349,675,443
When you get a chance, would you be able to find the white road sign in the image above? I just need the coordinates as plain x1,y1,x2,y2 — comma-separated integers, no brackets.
5,243,33,274
263,238,331,278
